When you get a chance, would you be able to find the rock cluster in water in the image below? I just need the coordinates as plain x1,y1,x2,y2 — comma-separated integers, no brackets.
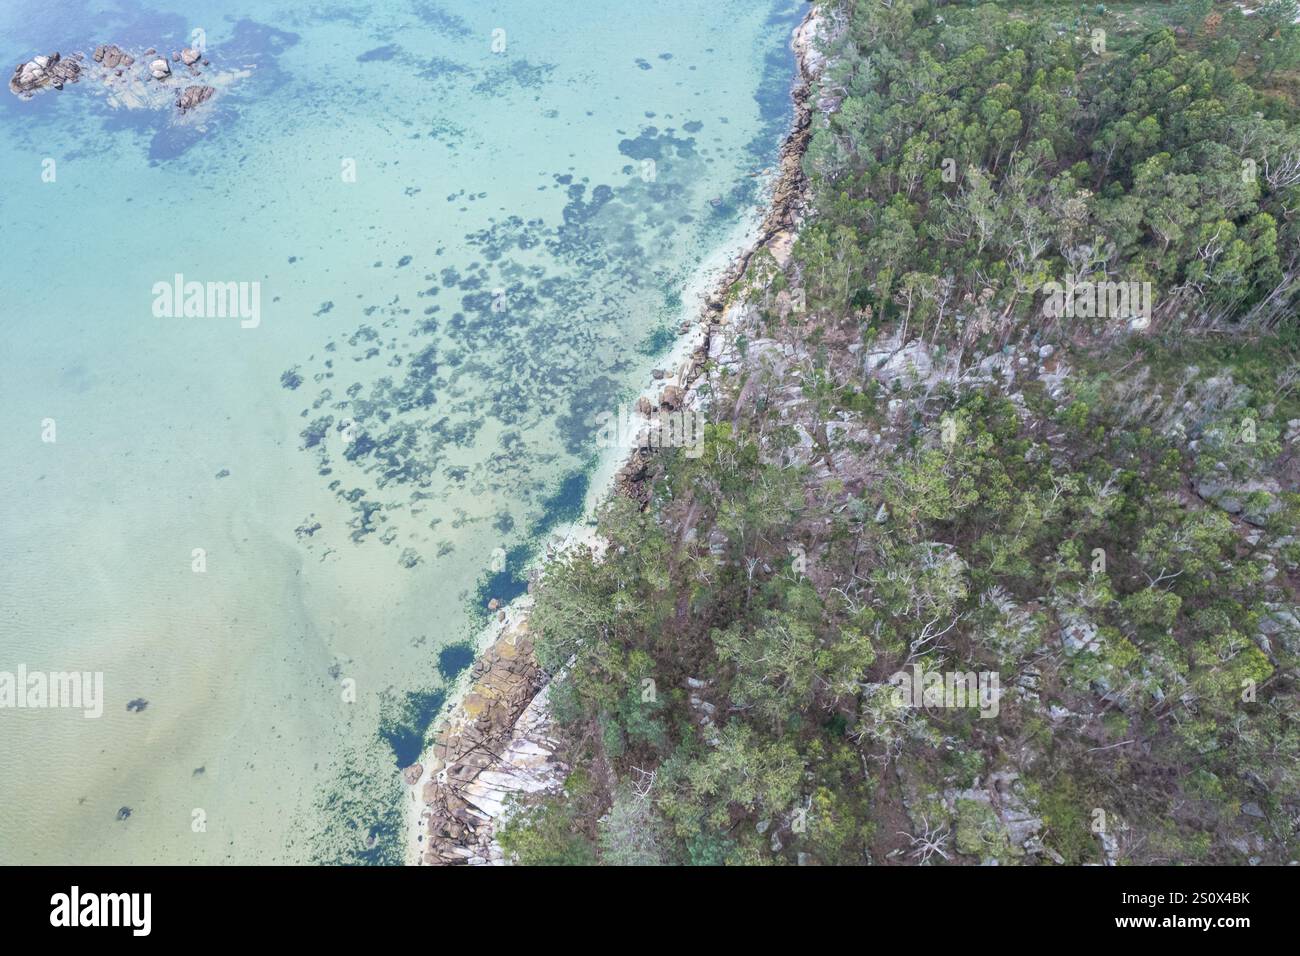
93,45,134,69
9,52,83,97
10,42,218,116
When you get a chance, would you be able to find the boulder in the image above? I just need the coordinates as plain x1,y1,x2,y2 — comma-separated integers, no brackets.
180,47,202,66
175,84,215,112
149,58,171,79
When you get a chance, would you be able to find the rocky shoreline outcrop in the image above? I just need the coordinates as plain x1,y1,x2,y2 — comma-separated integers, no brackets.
412,617,564,865
613,7,824,504
411,6,828,866
10,41,220,117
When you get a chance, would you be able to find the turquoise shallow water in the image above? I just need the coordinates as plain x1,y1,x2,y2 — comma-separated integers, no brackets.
0,0,802,863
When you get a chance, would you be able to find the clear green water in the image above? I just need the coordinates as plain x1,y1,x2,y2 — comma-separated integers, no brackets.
0,0,802,863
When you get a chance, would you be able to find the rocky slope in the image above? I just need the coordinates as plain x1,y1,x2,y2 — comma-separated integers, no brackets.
411,616,561,865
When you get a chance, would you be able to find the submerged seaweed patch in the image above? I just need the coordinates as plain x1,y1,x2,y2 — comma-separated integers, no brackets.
743,1,804,162
476,542,536,616
288,115,737,562
617,126,697,162
357,44,401,62
437,642,476,681
309,750,405,865
472,59,557,96
637,325,676,356
410,1,473,36
472,468,591,619
378,686,447,769
536,470,589,534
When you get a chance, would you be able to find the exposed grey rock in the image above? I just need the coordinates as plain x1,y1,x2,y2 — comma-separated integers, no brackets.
1258,604,1300,656
9,52,81,97
1195,476,1282,525
1060,613,1102,655
176,84,215,112
864,338,942,388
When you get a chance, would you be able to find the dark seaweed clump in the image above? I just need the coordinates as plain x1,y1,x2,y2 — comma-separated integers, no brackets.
637,325,676,356
472,469,590,618
437,642,476,682
310,752,404,865
378,687,447,769
357,45,401,62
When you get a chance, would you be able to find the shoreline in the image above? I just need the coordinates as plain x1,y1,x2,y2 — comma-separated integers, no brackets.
405,4,823,866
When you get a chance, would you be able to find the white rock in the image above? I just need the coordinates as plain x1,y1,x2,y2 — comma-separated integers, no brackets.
1061,614,1102,655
